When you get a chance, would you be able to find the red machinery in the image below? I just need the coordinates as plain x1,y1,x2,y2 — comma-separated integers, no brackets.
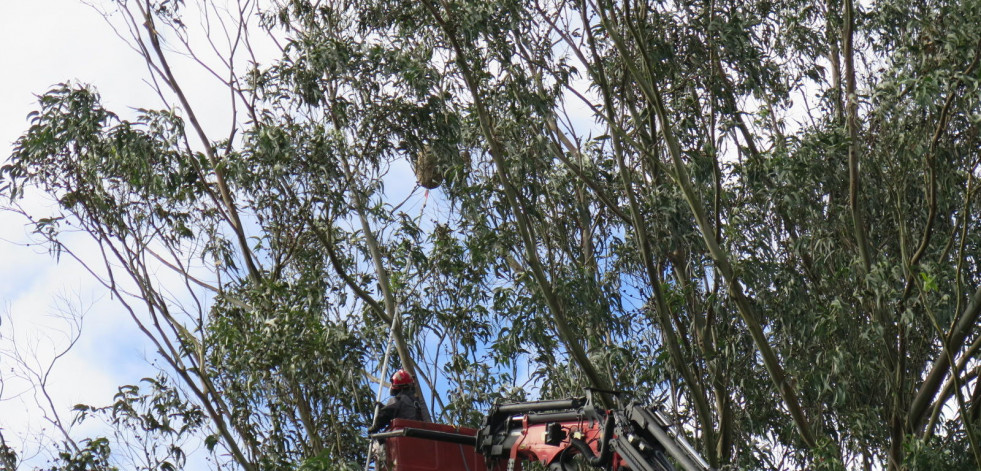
370,391,713,471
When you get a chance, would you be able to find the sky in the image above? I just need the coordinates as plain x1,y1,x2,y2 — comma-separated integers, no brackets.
0,0,211,468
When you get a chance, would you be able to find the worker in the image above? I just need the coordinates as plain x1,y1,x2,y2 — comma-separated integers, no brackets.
368,369,431,434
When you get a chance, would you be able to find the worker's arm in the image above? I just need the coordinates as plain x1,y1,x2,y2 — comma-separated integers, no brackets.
368,398,399,434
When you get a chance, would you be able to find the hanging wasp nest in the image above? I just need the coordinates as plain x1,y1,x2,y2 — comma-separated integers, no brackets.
415,144,443,189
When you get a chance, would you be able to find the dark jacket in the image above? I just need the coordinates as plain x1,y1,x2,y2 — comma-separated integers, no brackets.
368,390,429,433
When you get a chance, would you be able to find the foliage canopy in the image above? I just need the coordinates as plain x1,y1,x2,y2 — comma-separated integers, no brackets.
4,0,981,469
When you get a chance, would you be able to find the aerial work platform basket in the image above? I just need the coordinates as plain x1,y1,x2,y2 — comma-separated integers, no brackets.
379,419,513,471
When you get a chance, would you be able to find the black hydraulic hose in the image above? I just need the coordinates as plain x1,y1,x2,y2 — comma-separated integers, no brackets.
556,446,572,471
568,414,614,467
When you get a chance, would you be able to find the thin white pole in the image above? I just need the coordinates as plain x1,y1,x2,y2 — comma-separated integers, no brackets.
363,188,430,471
364,309,400,471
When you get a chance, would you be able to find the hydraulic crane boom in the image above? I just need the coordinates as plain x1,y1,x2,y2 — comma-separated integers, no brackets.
370,391,714,471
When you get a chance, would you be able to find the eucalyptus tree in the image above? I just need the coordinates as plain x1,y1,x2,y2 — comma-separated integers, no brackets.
511,0,981,468
4,0,981,470
283,0,981,468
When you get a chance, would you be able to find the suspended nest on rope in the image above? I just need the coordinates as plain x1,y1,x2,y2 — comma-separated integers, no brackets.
415,145,443,189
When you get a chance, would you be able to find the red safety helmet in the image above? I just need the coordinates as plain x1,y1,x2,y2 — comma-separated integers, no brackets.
391,369,414,388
